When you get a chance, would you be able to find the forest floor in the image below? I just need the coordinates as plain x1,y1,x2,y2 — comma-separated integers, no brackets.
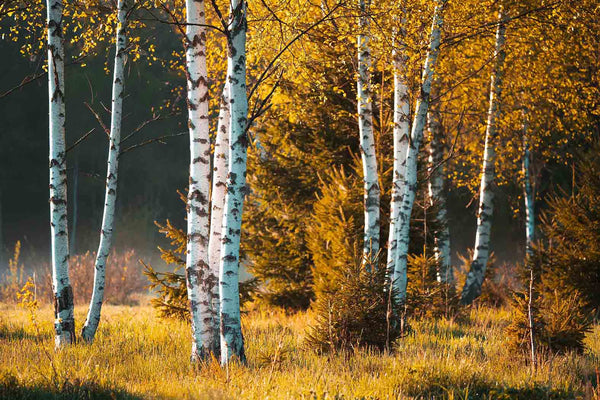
0,300,598,399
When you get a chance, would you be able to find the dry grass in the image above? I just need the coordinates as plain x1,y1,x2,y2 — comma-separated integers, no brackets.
0,300,598,399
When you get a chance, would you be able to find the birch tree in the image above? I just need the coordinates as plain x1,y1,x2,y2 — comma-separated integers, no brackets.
81,0,130,343
184,0,219,360
522,110,534,257
208,82,230,352
427,105,453,284
460,8,506,305
391,0,446,304
219,0,248,364
386,22,410,276
47,0,75,347
357,0,380,258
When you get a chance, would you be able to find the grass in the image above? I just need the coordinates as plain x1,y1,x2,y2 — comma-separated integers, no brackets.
0,300,598,399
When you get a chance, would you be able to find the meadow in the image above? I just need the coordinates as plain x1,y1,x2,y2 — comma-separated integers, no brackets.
0,300,598,399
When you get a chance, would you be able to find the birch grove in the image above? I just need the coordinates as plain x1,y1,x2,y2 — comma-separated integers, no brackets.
81,0,130,343
47,0,75,347
391,0,446,304
460,8,506,305
386,24,410,276
184,0,219,360
427,106,453,284
219,0,248,364
357,0,380,258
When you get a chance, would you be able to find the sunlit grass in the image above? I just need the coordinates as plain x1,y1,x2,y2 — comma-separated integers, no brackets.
0,300,598,399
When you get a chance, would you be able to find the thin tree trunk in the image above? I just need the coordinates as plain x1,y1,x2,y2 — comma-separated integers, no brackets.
427,105,453,284
391,0,446,305
47,0,74,347
386,23,410,276
70,160,78,256
522,113,534,256
219,0,248,365
208,82,230,354
184,0,218,361
460,8,506,305
81,0,129,343
357,0,380,258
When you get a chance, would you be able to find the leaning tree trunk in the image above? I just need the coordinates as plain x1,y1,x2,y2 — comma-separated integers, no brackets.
522,110,534,257
460,8,506,305
219,0,248,365
47,0,74,347
207,82,230,354
357,0,380,258
386,23,411,276
81,0,129,343
391,0,446,305
184,0,219,360
427,104,453,284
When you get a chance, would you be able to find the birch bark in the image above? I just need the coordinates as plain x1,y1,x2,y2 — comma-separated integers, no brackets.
460,8,506,305
357,0,380,258
386,24,410,275
208,82,230,353
219,0,248,364
184,0,218,360
522,112,534,257
47,0,74,347
391,0,446,304
81,0,129,343
427,105,453,284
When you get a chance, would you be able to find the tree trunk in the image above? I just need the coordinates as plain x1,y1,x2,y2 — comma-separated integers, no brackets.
391,0,446,305
522,113,534,257
184,0,219,361
357,0,380,258
427,105,453,284
219,0,248,365
386,23,410,276
47,0,74,347
81,0,129,343
460,8,506,305
208,82,230,354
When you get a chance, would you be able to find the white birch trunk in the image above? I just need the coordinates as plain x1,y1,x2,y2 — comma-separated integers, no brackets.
391,0,446,304
219,0,248,364
81,0,129,343
460,8,506,305
427,106,453,284
208,82,230,354
522,112,534,257
386,25,410,276
184,0,218,360
357,0,380,258
47,0,74,347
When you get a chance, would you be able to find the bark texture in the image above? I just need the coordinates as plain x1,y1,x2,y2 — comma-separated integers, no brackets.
357,0,380,257
185,0,219,360
81,0,129,343
522,113,534,257
427,105,453,284
391,0,446,304
219,0,248,365
47,0,74,347
208,82,230,353
386,24,410,275
460,8,506,305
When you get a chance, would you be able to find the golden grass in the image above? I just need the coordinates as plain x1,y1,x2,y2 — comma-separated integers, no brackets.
0,300,598,399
